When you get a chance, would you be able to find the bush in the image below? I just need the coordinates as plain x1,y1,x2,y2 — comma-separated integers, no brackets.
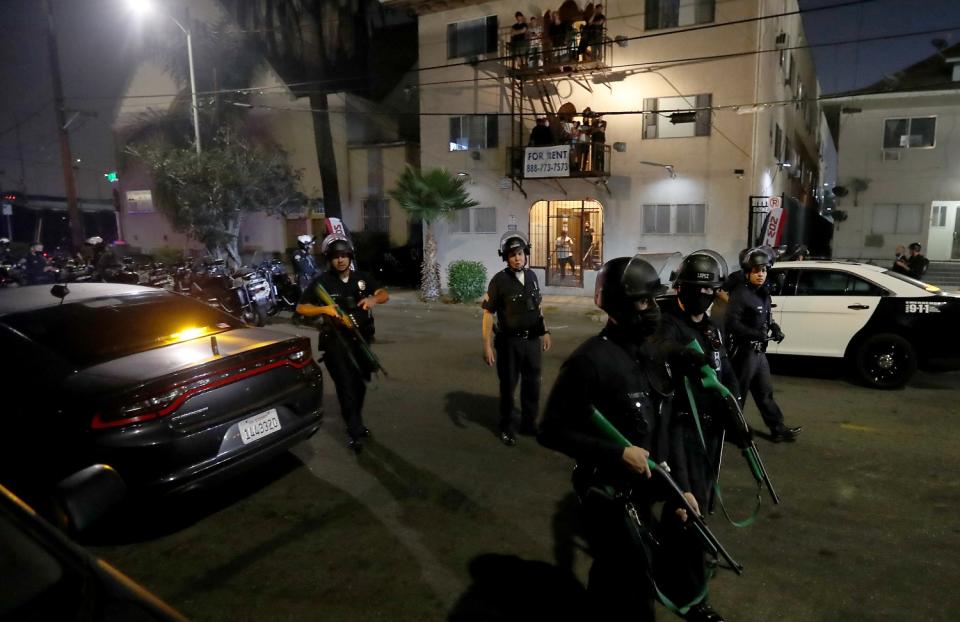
152,247,185,266
447,260,487,303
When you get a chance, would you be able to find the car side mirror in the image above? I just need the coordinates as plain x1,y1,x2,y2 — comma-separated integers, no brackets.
52,464,126,534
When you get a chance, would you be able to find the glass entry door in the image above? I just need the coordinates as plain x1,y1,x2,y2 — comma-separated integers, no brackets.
529,199,604,287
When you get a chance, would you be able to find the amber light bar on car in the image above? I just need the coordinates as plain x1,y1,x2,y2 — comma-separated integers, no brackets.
91,340,314,430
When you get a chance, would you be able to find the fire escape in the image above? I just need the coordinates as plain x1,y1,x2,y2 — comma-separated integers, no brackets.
500,18,616,199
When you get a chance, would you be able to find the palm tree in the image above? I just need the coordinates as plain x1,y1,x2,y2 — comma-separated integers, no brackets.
389,166,479,301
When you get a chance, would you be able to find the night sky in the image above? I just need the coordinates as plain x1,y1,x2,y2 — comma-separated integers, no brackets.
2,0,960,199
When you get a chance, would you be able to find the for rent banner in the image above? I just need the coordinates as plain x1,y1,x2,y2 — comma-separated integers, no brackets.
524,145,570,178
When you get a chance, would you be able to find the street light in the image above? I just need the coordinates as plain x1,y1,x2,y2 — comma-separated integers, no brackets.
128,0,202,155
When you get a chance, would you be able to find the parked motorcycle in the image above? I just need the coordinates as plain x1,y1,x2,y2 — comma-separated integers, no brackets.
188,259,268,327
257,259,300,316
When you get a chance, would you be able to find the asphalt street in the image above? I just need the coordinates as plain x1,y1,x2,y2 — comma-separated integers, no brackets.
89,290,960,622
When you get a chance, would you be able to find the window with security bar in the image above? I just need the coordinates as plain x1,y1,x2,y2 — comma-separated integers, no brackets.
645,0,715,30
642,203,706,235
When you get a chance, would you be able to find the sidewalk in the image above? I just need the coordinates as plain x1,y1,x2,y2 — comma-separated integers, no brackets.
385,288,599,311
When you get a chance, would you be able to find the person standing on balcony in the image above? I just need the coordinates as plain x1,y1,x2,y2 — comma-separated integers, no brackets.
579,4,606,60
529,117,554,147
591,119,607,173
511,12,529,68
528,15,543,67
549,11,568,63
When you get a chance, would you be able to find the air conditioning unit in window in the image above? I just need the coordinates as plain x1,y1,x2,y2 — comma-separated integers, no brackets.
775,32,788,49
882,149,902,162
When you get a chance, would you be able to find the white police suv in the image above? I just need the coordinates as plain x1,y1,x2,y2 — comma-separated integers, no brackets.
765,260,960,388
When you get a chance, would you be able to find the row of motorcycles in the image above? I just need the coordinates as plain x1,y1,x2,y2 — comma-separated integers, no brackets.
168,258,301,327
1,254,302,327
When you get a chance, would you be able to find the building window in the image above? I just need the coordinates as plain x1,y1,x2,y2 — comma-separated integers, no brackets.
473,207,497,233
362,198,389,233
449,115,499,151
931,204,948,227
450,207,497,234
643,94,712,139
872,204,922,234
642,203,706,235
883,117,936,149
447,15,498,59
645,0,714,30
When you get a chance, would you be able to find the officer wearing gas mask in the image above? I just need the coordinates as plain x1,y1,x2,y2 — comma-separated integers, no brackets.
652,250,738,622
296,233,389,453
482,231,551,446
292,235,319,292
726,247,801,443
538,256,679,621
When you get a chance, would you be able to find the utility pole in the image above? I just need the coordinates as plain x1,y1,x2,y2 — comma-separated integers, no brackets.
43,0,83,250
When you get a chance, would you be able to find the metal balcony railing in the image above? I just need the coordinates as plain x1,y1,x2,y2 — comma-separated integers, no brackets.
508,144,611,180
501,25,608,76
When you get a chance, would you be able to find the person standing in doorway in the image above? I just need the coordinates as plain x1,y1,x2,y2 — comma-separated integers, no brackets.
555,228,575,277
482,231,551,446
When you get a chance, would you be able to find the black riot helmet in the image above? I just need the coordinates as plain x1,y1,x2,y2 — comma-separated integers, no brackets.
595,256,667,317
321,233,354,259
498,231,531,260
674,251,726,289
739,245,775,272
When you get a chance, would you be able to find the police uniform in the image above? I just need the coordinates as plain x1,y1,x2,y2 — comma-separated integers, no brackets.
24,251,54,285
301,267,381,441
653,296,739,609
725,282,789,436
540,325,677,621
292,249,319,292
482,266,546,437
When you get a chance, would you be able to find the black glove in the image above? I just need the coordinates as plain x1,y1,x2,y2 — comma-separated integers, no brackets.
770,322,785,344
670,347,711,378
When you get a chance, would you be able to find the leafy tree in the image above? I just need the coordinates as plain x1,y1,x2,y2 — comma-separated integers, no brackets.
127,129,303,266
389,166,478,301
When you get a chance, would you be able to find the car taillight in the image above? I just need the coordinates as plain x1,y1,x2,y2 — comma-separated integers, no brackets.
91,342,314,430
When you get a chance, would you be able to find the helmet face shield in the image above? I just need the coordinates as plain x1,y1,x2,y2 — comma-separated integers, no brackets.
498,231,531,260
740,245,775,271
674,251,726,288
321,233,354,257
623,255,668,299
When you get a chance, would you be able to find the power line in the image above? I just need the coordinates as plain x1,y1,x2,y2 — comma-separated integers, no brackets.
414,0,885,73
62,21,960,105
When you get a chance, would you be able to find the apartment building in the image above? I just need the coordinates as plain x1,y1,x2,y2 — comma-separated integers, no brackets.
397,0,828,293
824,42,960,262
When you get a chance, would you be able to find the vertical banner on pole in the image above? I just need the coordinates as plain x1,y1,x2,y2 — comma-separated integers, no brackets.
761,196,786,247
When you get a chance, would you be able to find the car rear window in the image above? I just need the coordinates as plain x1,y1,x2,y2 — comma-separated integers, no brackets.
3,293,243,367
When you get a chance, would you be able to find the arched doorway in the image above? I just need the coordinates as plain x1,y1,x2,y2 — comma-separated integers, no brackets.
529,199,604,287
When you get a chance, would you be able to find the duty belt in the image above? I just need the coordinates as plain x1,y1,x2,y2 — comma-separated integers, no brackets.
499,328,539,339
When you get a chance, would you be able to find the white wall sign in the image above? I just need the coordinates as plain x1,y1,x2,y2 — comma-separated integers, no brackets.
125,190,154,214
768,196,782,211
524,145,570,178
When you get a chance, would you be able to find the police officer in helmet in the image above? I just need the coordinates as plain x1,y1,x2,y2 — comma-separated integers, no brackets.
652,250,738,622
726,247,801,442
292,235,319,292
539,256,680,621
482,231,551,446
296,233,389,452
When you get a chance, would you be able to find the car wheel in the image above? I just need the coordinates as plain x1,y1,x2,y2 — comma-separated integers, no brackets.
853,333,917,389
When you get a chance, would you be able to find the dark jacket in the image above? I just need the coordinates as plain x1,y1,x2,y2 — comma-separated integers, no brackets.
539,323,684,490
725,282,773,345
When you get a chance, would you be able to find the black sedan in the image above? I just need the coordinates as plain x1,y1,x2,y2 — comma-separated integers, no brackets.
0,283,322,517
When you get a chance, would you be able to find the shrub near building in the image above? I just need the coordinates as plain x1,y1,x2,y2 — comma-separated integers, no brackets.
447,260,487,302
